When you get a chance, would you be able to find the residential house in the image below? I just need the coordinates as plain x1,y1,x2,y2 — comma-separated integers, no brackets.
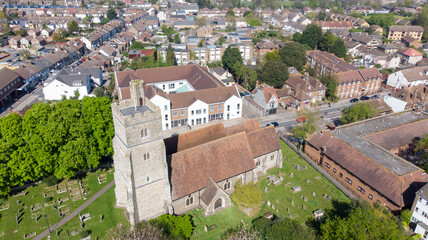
333,68,382,99
9,36,22,49
387,25,424,41
0,68,22,107
243,85,279,116
30,36,46,46
307,50,358,75
284,74,326,105
28,29,41,38
398,48,423,65
256,41,278,56
386,66,428,88
20,36,32,48
128,49,155,59
41,28,54,38
410,184,428,239
402,36,423,49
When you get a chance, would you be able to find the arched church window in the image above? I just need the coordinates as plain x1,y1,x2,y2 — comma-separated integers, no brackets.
141,129,148,138
186,195,194,206
147,176,151,183
224,180,231,190
256,160,261,166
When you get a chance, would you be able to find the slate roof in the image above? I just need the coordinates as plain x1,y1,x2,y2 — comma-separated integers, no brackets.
389,25,424,32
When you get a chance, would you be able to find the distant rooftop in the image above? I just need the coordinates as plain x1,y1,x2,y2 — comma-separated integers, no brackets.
331,111,428,176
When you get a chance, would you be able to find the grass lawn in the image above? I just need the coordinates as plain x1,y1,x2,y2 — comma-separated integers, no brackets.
188,140,349,239
0,168,114,240
51,186,128,240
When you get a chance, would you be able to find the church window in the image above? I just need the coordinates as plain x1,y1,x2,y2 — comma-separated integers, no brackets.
224,180,231,190
147,176,151,182
256,160,260,166
271,155,274,160
185,195,194,206
141,129,148,138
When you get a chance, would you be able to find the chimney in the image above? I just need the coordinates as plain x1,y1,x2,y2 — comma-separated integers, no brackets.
130,79,145,110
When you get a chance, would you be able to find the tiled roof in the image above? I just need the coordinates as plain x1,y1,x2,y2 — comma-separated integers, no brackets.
167,86,240,109
389,25,424,32
398,48,422,57
0,68,20,90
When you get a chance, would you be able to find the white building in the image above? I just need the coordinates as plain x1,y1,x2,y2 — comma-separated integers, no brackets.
411,184,428,239
386,67,428,88
43,71,91,100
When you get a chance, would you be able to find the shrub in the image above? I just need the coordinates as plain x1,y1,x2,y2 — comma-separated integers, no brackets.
400,209,411,226
79,230,90,238
44,196,53,203
44,175,58,187
252,216,272,235
151,214,194,239
230,179,262,208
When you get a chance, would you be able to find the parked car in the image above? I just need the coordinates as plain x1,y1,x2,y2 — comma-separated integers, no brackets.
371,94,379,99
266,122,279,127
360,96,370,101
350,98,359,103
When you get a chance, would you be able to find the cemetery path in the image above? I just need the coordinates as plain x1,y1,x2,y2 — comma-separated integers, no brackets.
33,181,115,240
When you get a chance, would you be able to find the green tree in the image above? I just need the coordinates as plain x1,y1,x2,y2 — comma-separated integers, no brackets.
166,44,175,66
108,221,167,239
222,46,243,75
258,61,289,88
221,224,258,240
340,102,378,124
130,41,145,50
279,42,307,71
332,38,347,59
93,87,105,97
264,50,280,61
320,201,406,240
319,31,337,53
291,108,321,140
107,8,117,20
0,11,6,19
233,63,257,91
231,179,262,208
225,9,236,31
265,218,316,240
367,14,395,30
308,0,319,8
152,214,194,239
412,7,428,40
173,34,181,43
400,209,412,226
322,75,338,102
300,24,323,49
67,20,79,35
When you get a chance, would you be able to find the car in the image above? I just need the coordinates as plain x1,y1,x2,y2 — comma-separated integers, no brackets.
360,96,370,101
14,53,19,57
350,98,359,103
371,94,379,99
266,122,279,127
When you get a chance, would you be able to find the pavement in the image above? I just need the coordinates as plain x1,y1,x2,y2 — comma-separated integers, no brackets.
33,181,115,240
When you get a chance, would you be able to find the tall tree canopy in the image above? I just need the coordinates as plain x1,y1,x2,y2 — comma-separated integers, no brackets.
107,8,117,20
0,97,114,197
412,7,428,40
166,44,175,66
258,61,289,88
67,20,79,35
299,24,323,49
222,46,243,75
279,41,307,71
340,102,378,124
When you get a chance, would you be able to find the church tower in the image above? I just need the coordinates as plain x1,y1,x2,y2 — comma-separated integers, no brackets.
112,80,172,226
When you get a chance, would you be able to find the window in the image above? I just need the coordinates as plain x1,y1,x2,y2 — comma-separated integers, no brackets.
166,123,168,129
420,197,423,202
186,195,194,206
368,194,373,200
196,109,201,115
345,177,352,185
333,168,337,173
181,111,185,116
203,109,206,114
203,118,206,123
191,110,194,115
162,85,165,90
173,112,178,117
416,207,419,212
224,180,231,190
143,153,150,160
164,105,168,111
147,176,151,183
191,119,194,125
141,129,148,138
165,114,168,121
218,105,222,111
339,173,343,178
237,103,240,110
169,83,175,89
256,160,260,166
271,155,274,160
210,106,214,112
196,118,202,124
227,105,230,111
324,162,331,169
357,186,365,194
424,230,428,239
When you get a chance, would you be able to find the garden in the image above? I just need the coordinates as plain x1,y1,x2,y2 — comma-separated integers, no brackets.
188,140,350,239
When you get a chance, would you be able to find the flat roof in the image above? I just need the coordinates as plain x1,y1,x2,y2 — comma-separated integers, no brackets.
331,111,428,176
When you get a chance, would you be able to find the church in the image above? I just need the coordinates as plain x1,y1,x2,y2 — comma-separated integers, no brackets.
112,80,283,225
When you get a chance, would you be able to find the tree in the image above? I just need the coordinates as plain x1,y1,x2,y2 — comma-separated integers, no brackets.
291,108,321,140
173,34,181,44
412,7,428,40
332,38,347,59
233,63,258,91
107,8,117,20
230,179,262,208
265,218,316,240
299,24,323,49
221,224,258,240
340,102,378,124
258,61,289,88
225,9,236,31
319,31,337,53
195,17,207,27
264,50,280,62
320,201,406,240
108,221,167,240
94,87,105,97
400,209,412,227
323,75,338,102
151,214,194,239
67,20,79,35
222,46,243,75
130,41,145,50
279,42,307,71
0,11,5,19
416,135,428,164
367,14,395,30
166,44,175,66
18,49,30,60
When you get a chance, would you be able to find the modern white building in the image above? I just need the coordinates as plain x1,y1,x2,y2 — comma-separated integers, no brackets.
411,184,428,239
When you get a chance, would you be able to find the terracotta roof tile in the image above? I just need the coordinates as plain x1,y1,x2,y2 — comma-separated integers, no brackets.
247,126,281,158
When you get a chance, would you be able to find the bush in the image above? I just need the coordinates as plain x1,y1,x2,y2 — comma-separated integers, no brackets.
400,209,412,226
94,87,105,97
151,214,194,239
44,175,58,187
252,216,272,235
230,179,262,208
79,230,91,238
44,196,53,203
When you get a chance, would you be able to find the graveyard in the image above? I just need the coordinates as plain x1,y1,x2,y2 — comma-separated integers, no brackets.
188,140,350,239
0,168,114,240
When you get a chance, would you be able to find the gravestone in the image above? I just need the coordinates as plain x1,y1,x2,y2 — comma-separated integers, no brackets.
302,205,306,210
291,200,294,206
267,200,271,206
290,172,294,178
303,196,308,202
306,179,311,183
312,192,316,196
264,187,268,193
272,205,275,210
326,196,332,201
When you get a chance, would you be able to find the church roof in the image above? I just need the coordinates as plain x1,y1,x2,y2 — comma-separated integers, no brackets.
200,178,221,205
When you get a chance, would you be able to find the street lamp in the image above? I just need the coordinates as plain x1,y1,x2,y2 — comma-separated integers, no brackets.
44,214,51,233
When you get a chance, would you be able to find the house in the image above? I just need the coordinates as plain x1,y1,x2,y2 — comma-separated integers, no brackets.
210,66,232,83
305,111,428,212
371,25,383,35
30,36,46,46
20,36,33,48
390,83,428,110
410,184,428,239
112,84,282,224
377,43,399,54
128,49,156,59
387,25,424,41
41,28,54,38
0,68,22,108
398,48,423,65
28,29,41,38
402,36,423,49
8,36,22,49
307,50,358,75
283,73,326,106
333,68,382,99
315,21,354,31
256,41,277,56
42,68,93,100
114,63,242,130
243,85,279,116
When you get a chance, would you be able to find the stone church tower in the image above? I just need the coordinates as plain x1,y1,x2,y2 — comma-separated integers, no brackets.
111,80,172,226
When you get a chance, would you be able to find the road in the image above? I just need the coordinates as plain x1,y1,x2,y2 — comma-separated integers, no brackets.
33,181,115,240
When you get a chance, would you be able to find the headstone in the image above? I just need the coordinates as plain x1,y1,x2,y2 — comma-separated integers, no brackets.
303,196,308,202
302,205,306,210
326,196,332,201
276,200,278,203
291,200,294,206
312,192,316,196
264,187,268,193
267,200,271,206
306,179,311,183
272,205,275,210
287,208,290,212
276,209,279,213
290,172,294,178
